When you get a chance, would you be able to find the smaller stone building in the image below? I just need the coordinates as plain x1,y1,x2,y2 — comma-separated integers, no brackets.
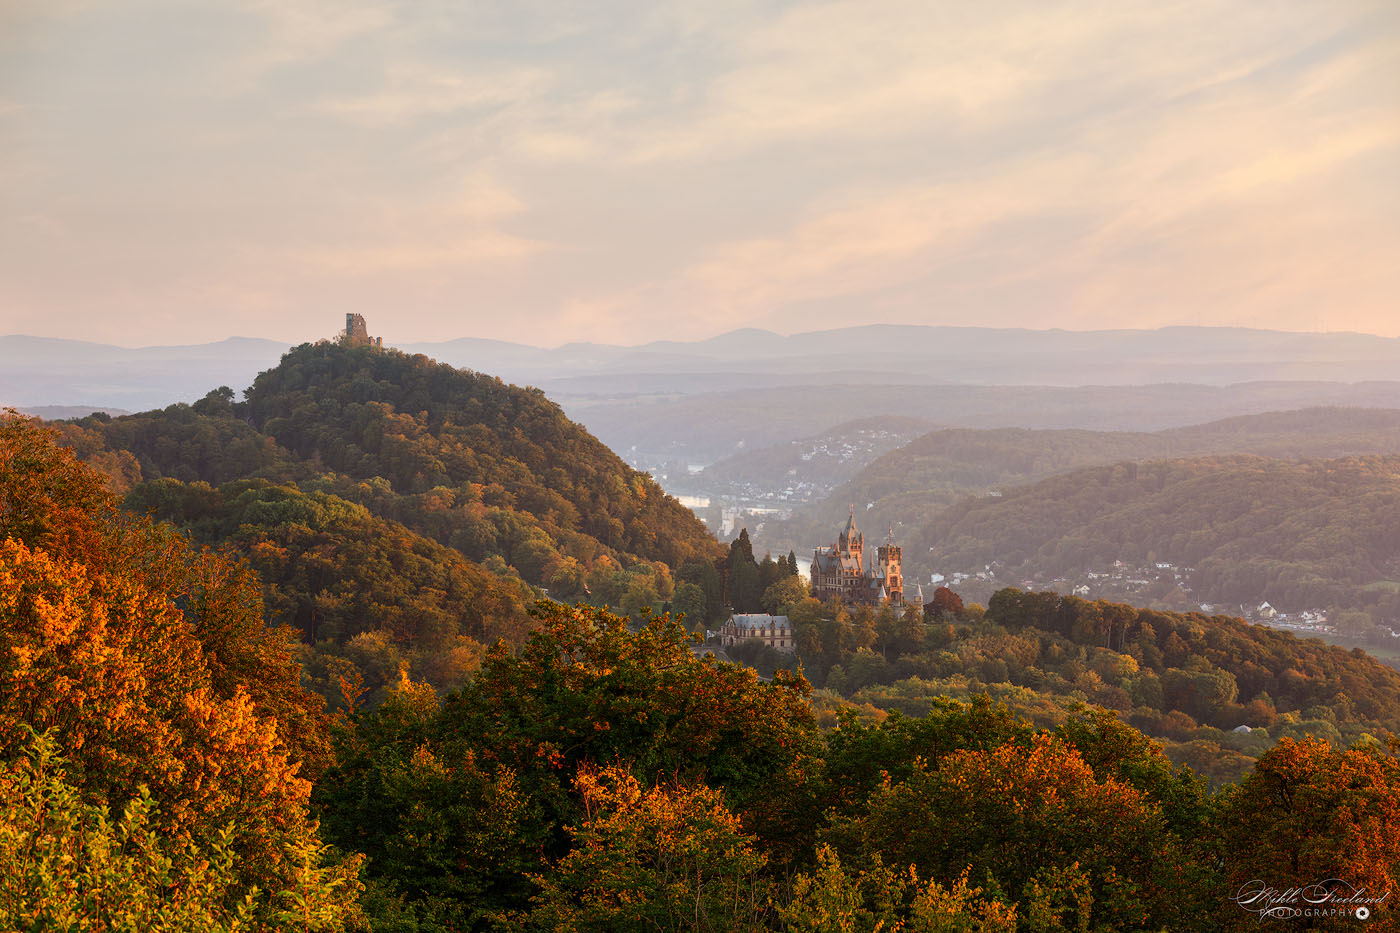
720,613,795,652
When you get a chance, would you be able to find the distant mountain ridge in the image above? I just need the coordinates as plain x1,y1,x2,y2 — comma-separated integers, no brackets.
9,324,1400,414
0,335,289,410
415,324,1400,389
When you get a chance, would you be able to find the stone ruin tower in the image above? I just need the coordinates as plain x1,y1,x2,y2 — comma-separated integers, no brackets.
343,313,383,348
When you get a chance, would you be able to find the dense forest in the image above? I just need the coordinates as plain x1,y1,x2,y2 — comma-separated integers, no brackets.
762,584,1400,785
46,342,727,702
58,342,720,572
126,478,537,705
4,411,1400,930
762,408,1400,571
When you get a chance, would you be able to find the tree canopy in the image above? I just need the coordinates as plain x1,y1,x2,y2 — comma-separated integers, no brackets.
0,411,361,929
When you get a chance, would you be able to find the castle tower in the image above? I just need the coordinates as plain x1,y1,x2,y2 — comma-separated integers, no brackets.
876,524,904,606
343,314,383,348
813,509,910,607
345,313,368,344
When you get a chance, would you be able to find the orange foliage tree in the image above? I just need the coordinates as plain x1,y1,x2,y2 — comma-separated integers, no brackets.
318,600,826,923
1213,736,1400,930
0,412,359,925
444,600,826,865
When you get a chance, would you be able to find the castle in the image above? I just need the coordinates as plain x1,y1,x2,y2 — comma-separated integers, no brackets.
343,313,383,348
811,508,922,609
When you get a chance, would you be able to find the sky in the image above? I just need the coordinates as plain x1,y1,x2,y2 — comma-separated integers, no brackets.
1,0,1397,348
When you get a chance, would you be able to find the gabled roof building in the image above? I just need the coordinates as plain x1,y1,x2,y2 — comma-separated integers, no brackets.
720,613,795,652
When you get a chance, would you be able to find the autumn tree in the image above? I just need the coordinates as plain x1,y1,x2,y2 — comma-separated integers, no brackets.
0,413,360,927
0,729,359,932
528,765,770,931
450,602,823,858
822,696,1033,817
1053,707,1212,841
825,730,1198,930
763,574,810,615
319,601,825,922
926,586,965,621
1212,737,1400,930
315,673,529,930
778,845,1017,933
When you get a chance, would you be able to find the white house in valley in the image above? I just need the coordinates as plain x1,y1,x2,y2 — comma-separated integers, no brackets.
720,613,795,652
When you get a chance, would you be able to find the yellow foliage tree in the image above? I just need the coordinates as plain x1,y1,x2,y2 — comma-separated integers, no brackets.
529,765,771,932
779,844,1017,933
0,412,360,927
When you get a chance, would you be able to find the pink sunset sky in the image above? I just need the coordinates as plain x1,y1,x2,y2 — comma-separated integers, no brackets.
1,0,1397,347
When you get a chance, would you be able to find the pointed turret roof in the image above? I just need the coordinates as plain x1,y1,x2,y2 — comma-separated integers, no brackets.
838,504,863,555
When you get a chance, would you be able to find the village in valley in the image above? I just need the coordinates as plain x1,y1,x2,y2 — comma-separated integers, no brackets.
702,502,1400,660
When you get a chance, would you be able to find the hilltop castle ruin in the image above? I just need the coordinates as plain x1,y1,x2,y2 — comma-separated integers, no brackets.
343,313,383,348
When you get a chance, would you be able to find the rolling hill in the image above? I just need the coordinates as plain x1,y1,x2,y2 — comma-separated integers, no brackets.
760,408,1400,564
573,381,1400,468
59,341,720,573
912,455,1400,621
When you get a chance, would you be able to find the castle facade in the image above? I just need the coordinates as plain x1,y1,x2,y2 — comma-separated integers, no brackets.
811,508,921,609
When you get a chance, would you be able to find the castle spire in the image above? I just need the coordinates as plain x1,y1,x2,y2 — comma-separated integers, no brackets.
839,504,862,556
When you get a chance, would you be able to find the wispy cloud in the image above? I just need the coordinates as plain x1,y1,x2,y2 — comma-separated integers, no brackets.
226,0,396,87
319,63,556,127
1,0,1397,344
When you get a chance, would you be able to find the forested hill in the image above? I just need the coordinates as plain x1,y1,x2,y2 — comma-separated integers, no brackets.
237,342,720,569
760,407,1400,559
50,341,724,702
916,455,1400,617
62,341,719,571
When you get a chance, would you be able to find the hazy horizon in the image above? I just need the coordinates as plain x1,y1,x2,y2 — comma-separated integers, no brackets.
5,320,1400,354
